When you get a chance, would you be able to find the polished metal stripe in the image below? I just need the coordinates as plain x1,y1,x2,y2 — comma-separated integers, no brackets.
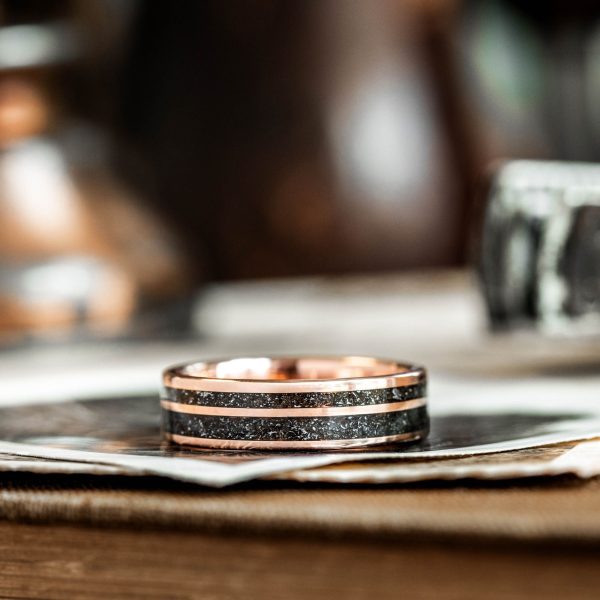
161,397,426,418
164,373,424,394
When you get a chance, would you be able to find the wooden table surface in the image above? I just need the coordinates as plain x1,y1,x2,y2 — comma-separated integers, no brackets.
0,475,599,599
1,271,600,598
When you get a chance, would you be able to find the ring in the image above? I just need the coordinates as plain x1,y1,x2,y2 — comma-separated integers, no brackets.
161,356,429,450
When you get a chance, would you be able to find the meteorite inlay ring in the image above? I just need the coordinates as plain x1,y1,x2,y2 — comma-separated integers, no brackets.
161,356,429,450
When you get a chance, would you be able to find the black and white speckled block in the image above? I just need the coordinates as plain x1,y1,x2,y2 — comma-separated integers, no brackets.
164,383,426,409
162,405,429,442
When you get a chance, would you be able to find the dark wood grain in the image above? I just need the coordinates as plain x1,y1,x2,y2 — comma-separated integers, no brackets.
0,520,598,600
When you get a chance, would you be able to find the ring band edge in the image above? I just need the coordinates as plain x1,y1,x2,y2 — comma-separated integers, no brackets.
165,430,427,450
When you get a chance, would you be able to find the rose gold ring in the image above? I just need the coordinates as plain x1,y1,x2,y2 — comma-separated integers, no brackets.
162,356,428,450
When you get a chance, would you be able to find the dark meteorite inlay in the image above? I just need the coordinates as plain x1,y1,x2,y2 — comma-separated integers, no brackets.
164,383,426,409
162,406,429,442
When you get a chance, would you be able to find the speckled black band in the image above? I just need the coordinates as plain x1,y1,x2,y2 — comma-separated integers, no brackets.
162,405,429,443
164,383,426,409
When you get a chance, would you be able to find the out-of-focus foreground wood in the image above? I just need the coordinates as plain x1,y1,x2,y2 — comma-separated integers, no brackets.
0,519,598,600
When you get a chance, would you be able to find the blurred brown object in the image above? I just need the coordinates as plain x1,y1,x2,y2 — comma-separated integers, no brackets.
120,0,471,279
63,0,600,282
0,5,192,341
0,78,48,144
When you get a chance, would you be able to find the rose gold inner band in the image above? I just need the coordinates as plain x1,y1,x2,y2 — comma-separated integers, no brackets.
165,430,426,450
164,356,426,394
161,397,426,418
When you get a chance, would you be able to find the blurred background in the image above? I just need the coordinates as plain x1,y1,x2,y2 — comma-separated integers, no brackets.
0,0,598,341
